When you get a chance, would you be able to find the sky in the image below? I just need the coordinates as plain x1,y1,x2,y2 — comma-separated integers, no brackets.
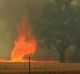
0,0,51,60
0,0,79,61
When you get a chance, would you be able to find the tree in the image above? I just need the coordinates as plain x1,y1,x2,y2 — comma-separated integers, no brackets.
42,0,74,62
33,0,80,63
70,6,80,62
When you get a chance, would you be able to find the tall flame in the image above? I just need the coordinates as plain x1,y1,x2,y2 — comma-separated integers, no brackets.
11,17,37,62
0,17,59,63
0,17,37,62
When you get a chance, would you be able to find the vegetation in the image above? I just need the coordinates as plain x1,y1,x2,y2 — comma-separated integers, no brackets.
33,0,80,63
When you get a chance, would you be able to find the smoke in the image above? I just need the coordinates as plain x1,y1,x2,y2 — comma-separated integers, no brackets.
0,0,44,59
0,0,28,59
1,0,77,61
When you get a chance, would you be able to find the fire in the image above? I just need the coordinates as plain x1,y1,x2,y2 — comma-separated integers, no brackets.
11,17,37,61
0,17,37,62
0,17,59,63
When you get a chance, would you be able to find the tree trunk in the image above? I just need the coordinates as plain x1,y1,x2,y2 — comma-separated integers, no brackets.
59,52,65,63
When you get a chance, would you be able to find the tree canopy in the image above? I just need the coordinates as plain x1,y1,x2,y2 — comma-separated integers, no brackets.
33,0,80,63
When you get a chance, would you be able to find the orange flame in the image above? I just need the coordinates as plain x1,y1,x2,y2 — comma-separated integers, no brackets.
0,17,59,63
11,17,37,62
0,17,37,62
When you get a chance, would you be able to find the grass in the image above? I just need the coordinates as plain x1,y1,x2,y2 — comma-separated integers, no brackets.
0,62,80,74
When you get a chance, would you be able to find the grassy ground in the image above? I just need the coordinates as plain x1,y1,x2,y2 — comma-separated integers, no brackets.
0,62,80,74
0,71,80,74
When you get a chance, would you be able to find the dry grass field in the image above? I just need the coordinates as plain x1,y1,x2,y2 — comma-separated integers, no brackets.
0,62,80,74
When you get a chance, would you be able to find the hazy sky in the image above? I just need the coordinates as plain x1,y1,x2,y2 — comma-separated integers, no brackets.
0,0,79,61
0,0,49,60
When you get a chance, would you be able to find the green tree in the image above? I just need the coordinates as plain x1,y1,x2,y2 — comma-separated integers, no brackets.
70,6,80,62
34,0,80,63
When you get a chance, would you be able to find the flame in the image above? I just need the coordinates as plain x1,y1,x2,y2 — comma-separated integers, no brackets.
0,17,37,62
11,17,37,62
0,17,59,63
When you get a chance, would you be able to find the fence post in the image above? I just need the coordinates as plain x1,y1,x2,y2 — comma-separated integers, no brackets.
29,57,31,74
